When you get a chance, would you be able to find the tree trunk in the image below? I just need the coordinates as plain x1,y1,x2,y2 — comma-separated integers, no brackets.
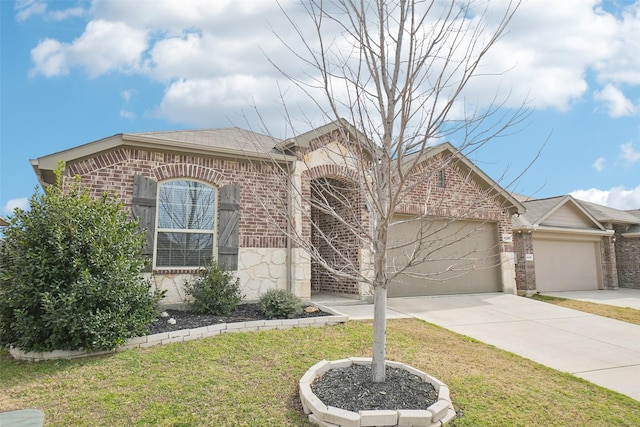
371,285,387,382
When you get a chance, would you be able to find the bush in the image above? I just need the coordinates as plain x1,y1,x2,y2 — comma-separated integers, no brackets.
183,261,243,315
258,289,304,319
0,165,165,352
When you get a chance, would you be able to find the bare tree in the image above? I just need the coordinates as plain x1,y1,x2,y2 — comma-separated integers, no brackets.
247,0,527,383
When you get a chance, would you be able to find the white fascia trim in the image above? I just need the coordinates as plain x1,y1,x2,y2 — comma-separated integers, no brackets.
531,225,614,237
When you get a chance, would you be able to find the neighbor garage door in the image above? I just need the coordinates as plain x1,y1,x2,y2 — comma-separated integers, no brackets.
387,218,501,297
533,236,601,292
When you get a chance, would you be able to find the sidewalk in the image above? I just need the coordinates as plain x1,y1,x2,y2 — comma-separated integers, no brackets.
313,292,640,401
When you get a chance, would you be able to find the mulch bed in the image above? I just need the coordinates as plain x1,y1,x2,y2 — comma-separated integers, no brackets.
145,303,331,335
311,363,439,412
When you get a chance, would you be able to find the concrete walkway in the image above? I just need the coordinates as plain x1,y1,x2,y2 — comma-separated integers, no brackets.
313,291,640,401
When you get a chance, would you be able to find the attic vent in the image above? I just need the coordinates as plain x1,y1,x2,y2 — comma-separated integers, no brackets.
437,169,446,188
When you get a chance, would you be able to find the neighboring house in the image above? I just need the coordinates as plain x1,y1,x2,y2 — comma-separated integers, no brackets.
0,216,8,227
30,121,524,305
580,200,640,290
512,195,640,294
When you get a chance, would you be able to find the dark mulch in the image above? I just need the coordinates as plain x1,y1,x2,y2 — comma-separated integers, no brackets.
145,303,331,335
311,364,439,412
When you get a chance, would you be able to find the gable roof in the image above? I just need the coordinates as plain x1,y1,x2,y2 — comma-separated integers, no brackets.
578,200,640,225
278,119,378,158
29,121,524,217
513,195,607,233
31,128,294,186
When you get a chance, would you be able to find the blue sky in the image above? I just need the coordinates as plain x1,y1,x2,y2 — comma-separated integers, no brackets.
2,0,640,217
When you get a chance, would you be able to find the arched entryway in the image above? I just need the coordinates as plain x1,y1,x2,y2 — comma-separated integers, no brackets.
310,176,363,296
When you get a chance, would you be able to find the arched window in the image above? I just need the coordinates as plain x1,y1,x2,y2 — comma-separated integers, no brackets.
155,180,216,268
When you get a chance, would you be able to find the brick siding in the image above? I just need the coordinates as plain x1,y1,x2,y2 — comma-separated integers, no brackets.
513,231,536,294
65,148,288,250
62,135,518,297
614,225,640,289
301,149,514,295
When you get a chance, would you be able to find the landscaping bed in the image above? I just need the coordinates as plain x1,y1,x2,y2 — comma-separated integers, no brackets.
146,303,331,335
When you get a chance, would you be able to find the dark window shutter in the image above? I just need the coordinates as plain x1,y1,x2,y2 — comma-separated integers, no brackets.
217,183,240,270
132,175,157,271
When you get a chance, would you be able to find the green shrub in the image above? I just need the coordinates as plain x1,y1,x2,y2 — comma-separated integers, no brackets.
258,289,304,319
0,165,165,352
183,261,243,315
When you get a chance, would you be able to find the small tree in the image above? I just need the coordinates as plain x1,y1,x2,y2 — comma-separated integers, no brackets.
253,0,527,383
0,165,165,352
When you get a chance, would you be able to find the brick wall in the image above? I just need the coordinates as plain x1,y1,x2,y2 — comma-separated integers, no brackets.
65,147,289,251
300,146,515,295
614,226,640,289
310,177,362,295
394,153,513,254
513,232,536,295
600,233,618,289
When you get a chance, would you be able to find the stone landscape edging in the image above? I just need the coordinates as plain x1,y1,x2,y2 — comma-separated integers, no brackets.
9,303,348,362
300,357,456,427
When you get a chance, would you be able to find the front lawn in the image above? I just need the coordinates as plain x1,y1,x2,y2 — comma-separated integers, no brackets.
1,319,638,426
531,294,640,325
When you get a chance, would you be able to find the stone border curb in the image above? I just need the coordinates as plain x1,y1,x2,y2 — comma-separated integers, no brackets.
300,357,456,427
9,304,348,362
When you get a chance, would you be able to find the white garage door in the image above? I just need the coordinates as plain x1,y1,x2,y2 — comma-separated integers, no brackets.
387,218,501,297
533,237,601,292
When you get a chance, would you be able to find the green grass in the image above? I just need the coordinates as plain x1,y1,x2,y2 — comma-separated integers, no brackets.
1,320,639,426
531,294,640,325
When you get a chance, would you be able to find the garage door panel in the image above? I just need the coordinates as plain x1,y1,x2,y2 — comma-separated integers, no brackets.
533,239,601,292
387,219,501,297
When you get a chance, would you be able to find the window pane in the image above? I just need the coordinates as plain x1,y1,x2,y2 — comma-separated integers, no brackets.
156,232,213,267
158,180,216,230
155,180,216,268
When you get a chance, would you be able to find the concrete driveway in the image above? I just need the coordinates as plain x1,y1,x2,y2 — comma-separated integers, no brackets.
314,291,640,401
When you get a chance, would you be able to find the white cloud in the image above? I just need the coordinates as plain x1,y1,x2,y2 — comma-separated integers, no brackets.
592,157,606,172
21,0,640,128
593,2,640,86
571,186,640,210
30,20,148,78
120,109,135,120
153,75,289,126
621,142,640,167
594,84,637,117
15,0,46,22
15,0,86,22
2,198,29,215
121,89,135,102
29,38,68,77
48,7,85,21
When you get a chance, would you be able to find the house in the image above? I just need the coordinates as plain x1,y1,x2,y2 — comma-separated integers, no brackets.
30,121,524,305
512,195,640,295
0,217,8,226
